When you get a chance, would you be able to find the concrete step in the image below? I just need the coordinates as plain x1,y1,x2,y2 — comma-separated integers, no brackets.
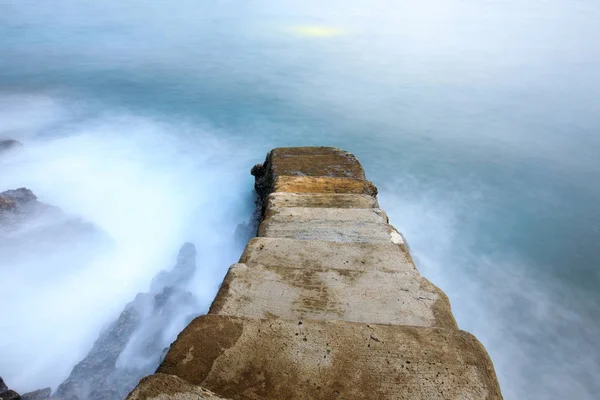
269,146,357,156
127,374,230,400
209,263,457,328
259,216,404,244
240,237,417,274
264,207,389,224
269,147,366,180
265,192,379,210
273,176,377,196
157,315,502,400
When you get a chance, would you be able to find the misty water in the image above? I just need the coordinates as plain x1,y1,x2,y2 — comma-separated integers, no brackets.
1,1,599,399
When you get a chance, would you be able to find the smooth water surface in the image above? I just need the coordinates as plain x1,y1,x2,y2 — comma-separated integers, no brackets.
1,1,599,398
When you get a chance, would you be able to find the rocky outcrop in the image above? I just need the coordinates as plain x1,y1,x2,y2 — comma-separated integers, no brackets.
0,390,20,400
53,244,200,400
0,377,19,400
1,184,201,400
1,187,48,218
0,188,109,264
21,389,51,400
0,378,50,400
0,188,104,400
233,195,261,247
0,187,89,227
130,146,503,399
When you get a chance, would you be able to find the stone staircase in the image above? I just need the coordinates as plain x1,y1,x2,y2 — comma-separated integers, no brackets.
127,147,503,400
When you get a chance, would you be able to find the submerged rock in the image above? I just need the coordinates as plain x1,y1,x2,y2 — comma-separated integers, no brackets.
21,389,51,400
233,191,261,244
0,139,22,154
0,188,110,267
0,187,98,231
149,242,196,293
0,188,38,213
53,243,200,400
1,187,199,400
1,189,110,399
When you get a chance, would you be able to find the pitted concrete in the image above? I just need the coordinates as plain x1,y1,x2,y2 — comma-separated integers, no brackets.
269,146,355,156
240,237,417,273
273,176,378,196
127,374,230,400
270,147,366,180
251,147,371,201
157,315,502,400
259,217,404,244
264,207,389,224
266,193,379,210
209,263,457,328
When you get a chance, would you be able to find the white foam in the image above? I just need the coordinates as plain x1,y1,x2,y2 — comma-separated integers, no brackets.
0,93,256,392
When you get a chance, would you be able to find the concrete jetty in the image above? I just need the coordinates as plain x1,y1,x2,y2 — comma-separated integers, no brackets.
128,147,503,400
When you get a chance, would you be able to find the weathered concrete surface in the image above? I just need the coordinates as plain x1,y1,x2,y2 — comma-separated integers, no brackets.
259,218,404,244
251,147,371,202
265,192,379,210
269,147,366,180
258,206,397,243
273,176,377,196
240,237,417,273
158,315,502,400
264,206,388,224
209,263,457,328
127,375,229,400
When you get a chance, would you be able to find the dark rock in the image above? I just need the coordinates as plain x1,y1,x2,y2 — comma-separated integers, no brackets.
0,390,20,400
0,187,90,232
0,187,36,202
0,187,97,229
0,191,109,400
0,190,109,399
0,378,21,400
0,188,36,213
0,188,111,267
53,304,145,400
250,157,273,205
53,243,200,400
233,191,261,243
1,191,198,400
149,242,196,293
21,388,51,400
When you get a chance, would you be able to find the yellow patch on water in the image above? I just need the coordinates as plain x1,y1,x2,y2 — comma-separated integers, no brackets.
288,25,347,37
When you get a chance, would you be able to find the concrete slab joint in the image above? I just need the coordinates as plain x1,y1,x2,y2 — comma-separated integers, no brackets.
128,147,503,399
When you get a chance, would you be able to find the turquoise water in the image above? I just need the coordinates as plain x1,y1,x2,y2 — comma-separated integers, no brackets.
1,1,599,398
